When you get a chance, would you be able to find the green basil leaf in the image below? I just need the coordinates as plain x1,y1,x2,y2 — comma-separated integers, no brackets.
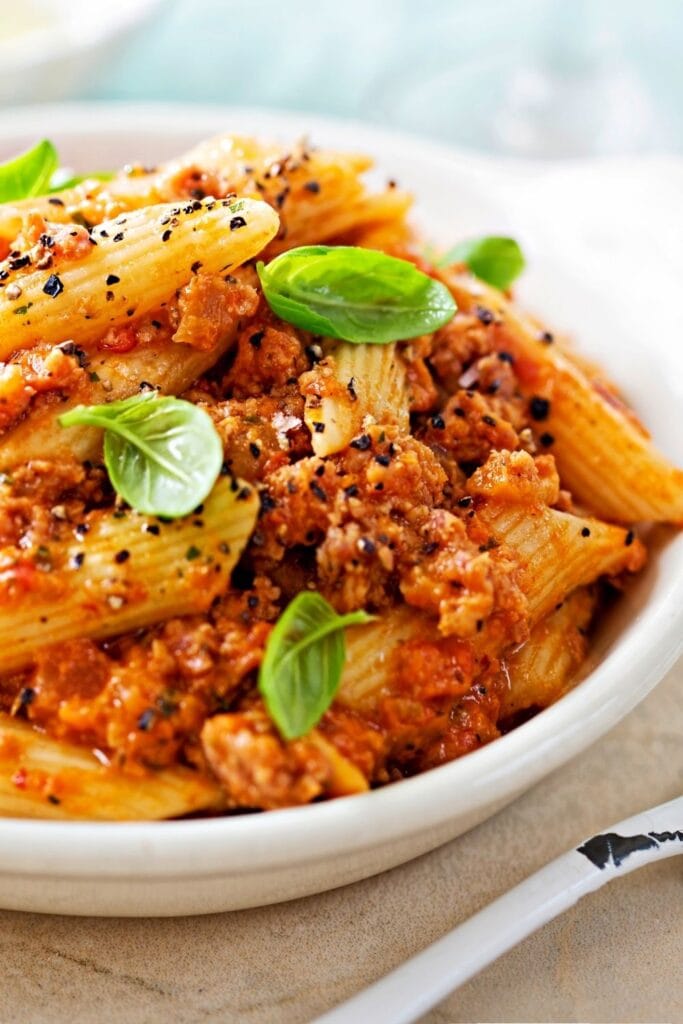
438,236,525,290
259,591,374,739
257,245,456,344
0,139,59,202
59,392,223,517
49,169,114,192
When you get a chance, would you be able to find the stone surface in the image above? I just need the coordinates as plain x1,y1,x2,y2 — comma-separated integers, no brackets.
1,662,681,1024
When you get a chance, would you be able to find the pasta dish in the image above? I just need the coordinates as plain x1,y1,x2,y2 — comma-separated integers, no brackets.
0,133,680,820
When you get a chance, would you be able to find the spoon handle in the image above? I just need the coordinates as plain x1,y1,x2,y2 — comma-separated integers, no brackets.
313,796,683,1024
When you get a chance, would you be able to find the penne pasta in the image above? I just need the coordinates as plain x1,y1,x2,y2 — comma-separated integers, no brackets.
0,197,278,358
304,342,410,456
0,713,223,820
0,135,410,259
337,607,430,710
0,129,675,818
307,730,369,795
501,587,597,717
0,476,258,673
468,451,645,625
0,287,254,470
441,269,683,523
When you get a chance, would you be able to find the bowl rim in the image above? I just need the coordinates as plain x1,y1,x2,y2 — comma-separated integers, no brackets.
0,102,680,880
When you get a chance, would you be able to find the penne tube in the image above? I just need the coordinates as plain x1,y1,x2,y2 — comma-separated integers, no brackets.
337,607,429,710
0,307,247,470
0,197,278,358
468,451,645,624
304,342,410,456
0,714,223,820
501,587,597,717
0,135,411,259
307,730,369,795
0,476,258,674
441,269,683,523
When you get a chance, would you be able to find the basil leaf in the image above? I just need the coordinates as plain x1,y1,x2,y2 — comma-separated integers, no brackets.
438,236,525,290
49,169,114,192
257,245,455,344
0,139,59,202
259,591,373,739
59,392,223,517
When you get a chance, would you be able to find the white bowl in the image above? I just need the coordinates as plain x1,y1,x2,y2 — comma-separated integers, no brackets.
0,0,163,105
0,104,681,917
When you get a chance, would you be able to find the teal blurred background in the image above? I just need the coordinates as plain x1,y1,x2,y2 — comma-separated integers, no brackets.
9,0,683,157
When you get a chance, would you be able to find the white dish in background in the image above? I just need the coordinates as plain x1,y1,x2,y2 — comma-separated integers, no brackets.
0,104,680,917
0,0,162,105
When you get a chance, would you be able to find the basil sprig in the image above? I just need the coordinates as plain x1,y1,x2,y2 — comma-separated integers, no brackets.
0,139,59,203
438,236,525,290
49,169,114,192
59,392,223,517
257,245,455,344
0,137,112,203
259,592,373,739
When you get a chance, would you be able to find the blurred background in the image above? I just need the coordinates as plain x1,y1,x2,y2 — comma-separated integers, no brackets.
1,0,682,158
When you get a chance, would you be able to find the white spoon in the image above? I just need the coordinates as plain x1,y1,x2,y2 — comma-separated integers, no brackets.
313,796,683,1024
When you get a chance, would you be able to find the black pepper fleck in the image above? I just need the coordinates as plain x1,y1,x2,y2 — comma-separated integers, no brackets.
530,396,551,421
42,274,64,298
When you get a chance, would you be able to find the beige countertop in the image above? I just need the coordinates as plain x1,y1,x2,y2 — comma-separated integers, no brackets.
1,660,681,1024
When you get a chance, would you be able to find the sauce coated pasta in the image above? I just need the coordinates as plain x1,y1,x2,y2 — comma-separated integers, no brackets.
0,132,679,820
